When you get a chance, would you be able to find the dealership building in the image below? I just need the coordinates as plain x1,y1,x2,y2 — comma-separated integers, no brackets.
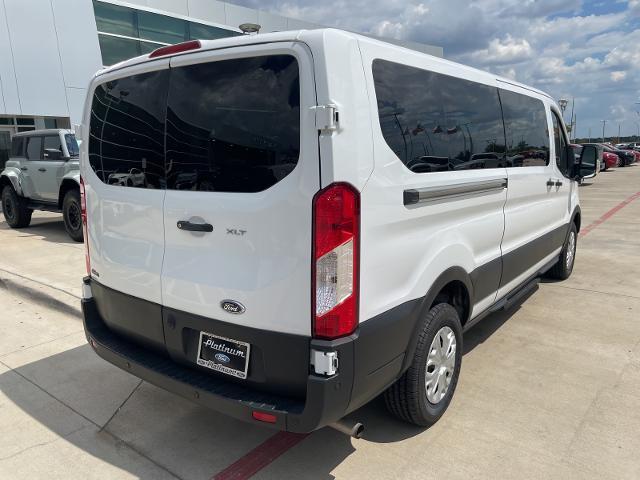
0,0,442,165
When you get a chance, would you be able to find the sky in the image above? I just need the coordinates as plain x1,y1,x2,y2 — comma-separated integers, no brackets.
233,0,640,139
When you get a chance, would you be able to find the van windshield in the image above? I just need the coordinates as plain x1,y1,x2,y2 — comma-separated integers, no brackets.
65,134,79,157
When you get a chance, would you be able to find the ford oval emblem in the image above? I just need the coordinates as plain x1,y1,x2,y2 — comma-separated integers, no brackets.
220,300,245,314
215,353,231,364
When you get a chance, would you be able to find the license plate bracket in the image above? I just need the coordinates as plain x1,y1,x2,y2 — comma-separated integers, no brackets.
196,331,250,379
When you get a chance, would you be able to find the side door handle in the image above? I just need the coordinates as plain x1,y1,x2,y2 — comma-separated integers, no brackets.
177,220,213,233
546,179,555,187
555,180,563,187
38,168,47,172
20,166,28,171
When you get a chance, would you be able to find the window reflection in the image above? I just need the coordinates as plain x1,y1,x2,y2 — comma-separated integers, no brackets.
165,55,300,193
499,89,550,167
373,59,506,173
88,70,169,189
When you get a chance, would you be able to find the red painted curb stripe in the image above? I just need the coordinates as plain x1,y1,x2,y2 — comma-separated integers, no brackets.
212,432,309,480
580,191,640,238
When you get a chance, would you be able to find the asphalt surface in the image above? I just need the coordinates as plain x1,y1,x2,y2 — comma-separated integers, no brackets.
1,165,639,479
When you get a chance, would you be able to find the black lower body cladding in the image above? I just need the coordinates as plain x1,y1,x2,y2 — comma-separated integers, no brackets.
82,278,414,432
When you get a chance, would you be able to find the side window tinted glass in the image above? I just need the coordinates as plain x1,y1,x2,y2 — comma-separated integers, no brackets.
88,70,169,188
372,59,506,173
499,89,550,167
552,112,569,176
25,136,42,160
11,137,25,157
43,135,63,158
165,55,300,192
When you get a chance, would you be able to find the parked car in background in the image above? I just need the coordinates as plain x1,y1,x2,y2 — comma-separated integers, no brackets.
601,143,634,167
0,129,83,241
617,144,640,164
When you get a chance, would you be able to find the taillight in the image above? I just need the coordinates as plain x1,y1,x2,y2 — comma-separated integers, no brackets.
80,176,90,276
312,183,360,339
148,40,201,58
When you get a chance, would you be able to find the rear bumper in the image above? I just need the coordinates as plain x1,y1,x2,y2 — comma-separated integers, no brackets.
82,277,421,432
83,296,358,433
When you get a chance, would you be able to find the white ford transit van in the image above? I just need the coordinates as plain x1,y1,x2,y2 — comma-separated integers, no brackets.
80,29,597,432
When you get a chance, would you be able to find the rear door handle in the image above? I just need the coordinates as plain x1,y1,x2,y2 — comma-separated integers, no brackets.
555,180,563,187
38,168,47,172
546,179,555,187
177,220,213,233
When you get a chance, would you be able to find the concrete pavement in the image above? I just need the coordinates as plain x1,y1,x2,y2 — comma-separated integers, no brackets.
1,165,639,479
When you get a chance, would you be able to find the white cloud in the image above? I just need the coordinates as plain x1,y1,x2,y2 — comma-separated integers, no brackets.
611,71,627,82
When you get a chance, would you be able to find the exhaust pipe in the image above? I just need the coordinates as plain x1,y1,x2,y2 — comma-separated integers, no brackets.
329,420,364,439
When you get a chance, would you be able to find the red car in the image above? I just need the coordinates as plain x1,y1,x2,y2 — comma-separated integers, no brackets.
603,150,619,169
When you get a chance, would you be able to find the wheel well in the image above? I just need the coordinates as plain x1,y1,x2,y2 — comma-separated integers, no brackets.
58,180,79,209
0,176,12,192
573,211,581,232
431,280,470,325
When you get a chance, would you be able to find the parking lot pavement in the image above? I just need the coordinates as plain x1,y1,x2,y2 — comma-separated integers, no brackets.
1,166,639,480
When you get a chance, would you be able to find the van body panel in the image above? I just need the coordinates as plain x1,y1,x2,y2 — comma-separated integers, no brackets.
302,30,375,191
160,43,318,336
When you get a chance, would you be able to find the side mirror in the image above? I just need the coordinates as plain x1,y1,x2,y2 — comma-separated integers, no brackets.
43,148,68,161
575,145,598,180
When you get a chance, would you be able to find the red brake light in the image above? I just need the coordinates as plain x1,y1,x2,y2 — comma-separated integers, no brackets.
148,40,201,58
312,183,360,339
252,411,277,423
80,176,90,276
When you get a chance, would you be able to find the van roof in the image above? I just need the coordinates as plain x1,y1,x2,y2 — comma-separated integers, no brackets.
14,128,73,137
96,28,553,103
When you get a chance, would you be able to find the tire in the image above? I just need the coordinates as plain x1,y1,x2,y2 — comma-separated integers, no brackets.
384,303,463,427
547,223,577,280
1,185,32,228
62,189,84,242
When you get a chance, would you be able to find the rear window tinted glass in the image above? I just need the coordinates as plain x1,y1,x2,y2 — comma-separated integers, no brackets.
165,55,300,192
88,70,169,188
372,59,506,172
25,136,42,160
499,89,550,167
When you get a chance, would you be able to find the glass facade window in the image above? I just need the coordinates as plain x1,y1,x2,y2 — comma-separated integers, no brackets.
98,34,142,66
44,118,57,129
93,1,138,37
92,0,241,66
138,11,187,44
16,117,35,126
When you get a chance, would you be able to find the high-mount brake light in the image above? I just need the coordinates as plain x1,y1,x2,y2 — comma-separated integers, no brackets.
148,40,201,58
312,183,360,339
80,176,90,276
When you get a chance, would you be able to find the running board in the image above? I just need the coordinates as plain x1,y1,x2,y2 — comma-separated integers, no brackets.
497,277,540,312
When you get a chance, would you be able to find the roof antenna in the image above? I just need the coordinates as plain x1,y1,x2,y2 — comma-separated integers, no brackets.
239,23,261,35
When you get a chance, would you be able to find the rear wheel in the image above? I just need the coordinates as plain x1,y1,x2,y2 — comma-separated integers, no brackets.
547,223,577,280
384,303,462,426
62,189,84,242
1,185,32,228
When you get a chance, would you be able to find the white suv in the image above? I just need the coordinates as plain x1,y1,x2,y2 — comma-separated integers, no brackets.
79,29,597,432
1,129,83,241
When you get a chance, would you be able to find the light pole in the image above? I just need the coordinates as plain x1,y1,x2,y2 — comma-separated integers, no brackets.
601,120,607,143
559,98,568,120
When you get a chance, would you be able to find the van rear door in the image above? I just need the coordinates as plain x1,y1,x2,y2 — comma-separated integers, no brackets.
84,60,170,350
160,44,319,338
